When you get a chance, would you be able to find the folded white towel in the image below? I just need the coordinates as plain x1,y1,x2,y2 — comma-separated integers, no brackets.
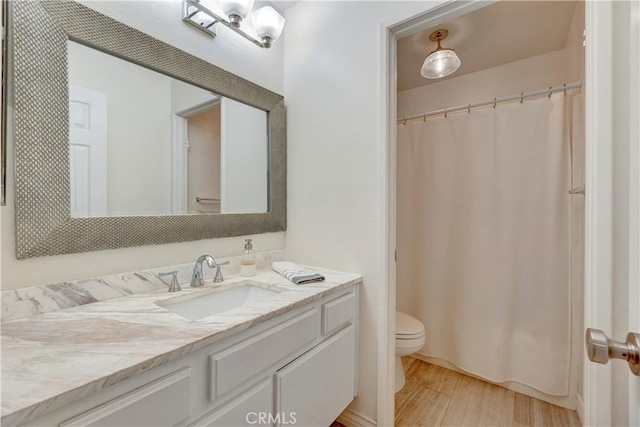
272,262,325,285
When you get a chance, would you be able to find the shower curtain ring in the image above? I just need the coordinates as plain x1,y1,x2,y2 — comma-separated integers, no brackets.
520,93,524,103
423,115,426,122
493,98,497,109
548,87,553,98
468,104,471,113
444,109,448,118
403,118,406,125
563,83,567,95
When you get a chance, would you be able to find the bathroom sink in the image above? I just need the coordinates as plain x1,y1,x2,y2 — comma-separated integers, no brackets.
158,284,279,320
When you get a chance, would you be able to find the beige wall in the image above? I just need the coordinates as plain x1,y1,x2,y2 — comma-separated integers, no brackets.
398,48,579,119
188,107,221,214
398,1,585,120
1,1,285,291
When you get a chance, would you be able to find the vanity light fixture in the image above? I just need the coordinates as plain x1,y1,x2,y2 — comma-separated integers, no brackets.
220,0,254,27
251,6,285,48
182,0,285,49
420,29,461,79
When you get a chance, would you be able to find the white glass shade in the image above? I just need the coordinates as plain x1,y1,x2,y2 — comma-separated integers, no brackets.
420,49,461,79
220,0,254,20
251,6,285,42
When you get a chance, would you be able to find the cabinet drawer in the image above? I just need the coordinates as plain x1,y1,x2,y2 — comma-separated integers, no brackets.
275,325,356,427
191,378,273,427
322,292,356,335
210,309,319,399
61,368,192,427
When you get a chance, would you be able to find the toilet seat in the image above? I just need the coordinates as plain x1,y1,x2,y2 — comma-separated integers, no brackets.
395,312,425,349
396,311,425,336
396,332,425,349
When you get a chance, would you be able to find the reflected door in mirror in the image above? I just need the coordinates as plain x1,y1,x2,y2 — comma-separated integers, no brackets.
69,86,108,217
68,40,269,218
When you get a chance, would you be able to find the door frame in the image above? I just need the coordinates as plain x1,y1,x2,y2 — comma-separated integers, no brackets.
377,2,495,425
628,1,640,424
583,1,613,425
171,98,221,214
378,1,609,426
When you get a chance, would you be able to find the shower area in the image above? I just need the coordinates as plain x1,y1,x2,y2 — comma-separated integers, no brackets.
395,0,585,413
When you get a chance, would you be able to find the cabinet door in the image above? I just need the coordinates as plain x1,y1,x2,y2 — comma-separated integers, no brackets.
192,378,273,427
61,368,192,427
275,325,356,427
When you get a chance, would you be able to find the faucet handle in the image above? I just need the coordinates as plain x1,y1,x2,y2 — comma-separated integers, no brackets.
159,271,181,293
213,261,230,283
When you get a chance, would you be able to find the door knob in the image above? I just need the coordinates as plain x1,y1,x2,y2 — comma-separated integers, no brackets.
586,328,640,376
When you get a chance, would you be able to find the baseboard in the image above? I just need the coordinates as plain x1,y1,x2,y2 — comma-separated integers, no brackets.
576,394,584,426
336,408,377,427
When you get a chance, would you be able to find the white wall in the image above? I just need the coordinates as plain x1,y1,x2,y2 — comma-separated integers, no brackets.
220,98,268,214
1,0,285,290
284,1,444,421
69,41,173,216
171,79,218,114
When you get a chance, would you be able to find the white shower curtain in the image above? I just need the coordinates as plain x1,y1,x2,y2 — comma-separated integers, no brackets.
396,93,571,396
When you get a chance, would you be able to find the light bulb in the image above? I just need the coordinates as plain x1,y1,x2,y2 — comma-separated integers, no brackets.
220,0,254,27
251,6,284,48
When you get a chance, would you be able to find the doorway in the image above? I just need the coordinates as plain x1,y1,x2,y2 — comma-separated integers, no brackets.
378,1,638,426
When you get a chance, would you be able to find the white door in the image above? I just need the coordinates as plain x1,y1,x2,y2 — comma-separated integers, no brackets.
69,85,108,217
219,97,268,214
583,1,640,425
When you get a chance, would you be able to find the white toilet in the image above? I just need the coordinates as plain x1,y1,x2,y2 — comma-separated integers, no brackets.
395,311,426,392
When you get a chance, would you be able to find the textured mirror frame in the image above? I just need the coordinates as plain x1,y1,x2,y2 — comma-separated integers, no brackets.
1,0,7,206
11,0,286,259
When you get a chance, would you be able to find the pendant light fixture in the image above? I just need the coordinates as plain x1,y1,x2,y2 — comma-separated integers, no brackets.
420,29,461,79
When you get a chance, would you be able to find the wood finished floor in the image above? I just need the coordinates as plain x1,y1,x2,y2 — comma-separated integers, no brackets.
395,357,581,427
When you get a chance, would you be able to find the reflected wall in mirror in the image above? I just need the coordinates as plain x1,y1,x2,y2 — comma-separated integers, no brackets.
12,0,285,259
68,41,268,218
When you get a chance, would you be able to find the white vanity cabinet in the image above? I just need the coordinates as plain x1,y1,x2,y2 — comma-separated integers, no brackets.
275,325,356,427
192,378,274,427
23,285,358,427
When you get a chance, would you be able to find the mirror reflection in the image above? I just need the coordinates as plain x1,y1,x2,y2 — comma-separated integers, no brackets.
67,41,268,217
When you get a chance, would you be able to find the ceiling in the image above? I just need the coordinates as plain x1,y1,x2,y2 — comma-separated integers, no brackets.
397,1,578,92
271,0,302,12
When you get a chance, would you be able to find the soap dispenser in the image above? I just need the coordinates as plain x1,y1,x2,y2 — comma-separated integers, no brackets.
241,239,256,277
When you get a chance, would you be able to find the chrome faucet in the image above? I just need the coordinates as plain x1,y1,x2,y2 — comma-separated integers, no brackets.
191,255,216,287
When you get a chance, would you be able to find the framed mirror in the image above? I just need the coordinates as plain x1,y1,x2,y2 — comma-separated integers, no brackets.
11,0,286,259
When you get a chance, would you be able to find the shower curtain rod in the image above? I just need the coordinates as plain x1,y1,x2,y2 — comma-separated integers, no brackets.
398,81,582,125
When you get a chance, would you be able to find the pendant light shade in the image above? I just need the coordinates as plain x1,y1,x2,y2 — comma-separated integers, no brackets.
220,0,254,27
251,6,285,48
420,29,461,79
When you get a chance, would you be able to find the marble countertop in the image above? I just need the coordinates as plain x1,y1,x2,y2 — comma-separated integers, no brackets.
1,267,361,426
